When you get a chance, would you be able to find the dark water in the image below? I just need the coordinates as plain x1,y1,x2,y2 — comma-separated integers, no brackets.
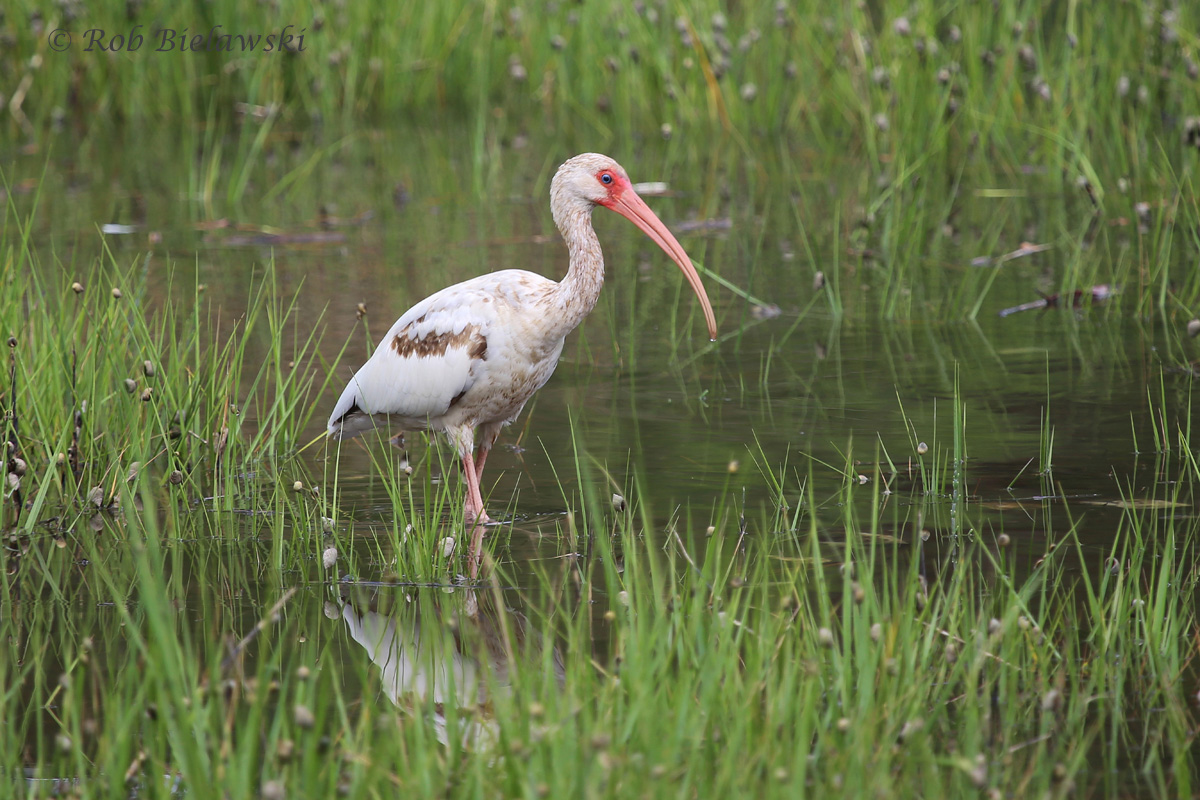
9,123,1192,566
9,121,1192,569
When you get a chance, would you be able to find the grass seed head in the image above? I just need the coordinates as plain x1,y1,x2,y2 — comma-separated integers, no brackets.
897,718,924,742
293,704,315,729
969,755,987,787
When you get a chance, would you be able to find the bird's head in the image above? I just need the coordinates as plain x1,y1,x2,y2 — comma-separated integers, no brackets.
551,152,631,213
550,153,718,340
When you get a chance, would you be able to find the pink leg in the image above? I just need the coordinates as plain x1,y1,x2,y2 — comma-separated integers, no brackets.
461,452,490,580
471,423,502,503
461,451,490,526
473,446,490,482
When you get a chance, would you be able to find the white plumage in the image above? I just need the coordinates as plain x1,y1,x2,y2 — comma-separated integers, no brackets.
329,153,717,542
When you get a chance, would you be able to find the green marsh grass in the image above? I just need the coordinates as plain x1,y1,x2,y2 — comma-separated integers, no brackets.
4,1,1200,795
3,232,1200,796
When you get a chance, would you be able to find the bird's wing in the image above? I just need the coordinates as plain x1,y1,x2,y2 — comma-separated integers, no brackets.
327,271,548,438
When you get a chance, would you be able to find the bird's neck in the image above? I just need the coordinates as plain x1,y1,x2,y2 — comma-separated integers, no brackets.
551,204,605,336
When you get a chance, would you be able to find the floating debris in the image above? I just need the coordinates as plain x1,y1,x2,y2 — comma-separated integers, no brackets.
999,284,1115,317
672,217,732,234
216,231,347,248
749,303,781,320
971,240,1051,267
631,181,669,196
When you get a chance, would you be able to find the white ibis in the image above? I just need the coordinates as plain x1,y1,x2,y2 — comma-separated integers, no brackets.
328,153,717,527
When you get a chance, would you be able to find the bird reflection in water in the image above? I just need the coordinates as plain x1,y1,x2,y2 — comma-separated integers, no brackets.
327,585,564,750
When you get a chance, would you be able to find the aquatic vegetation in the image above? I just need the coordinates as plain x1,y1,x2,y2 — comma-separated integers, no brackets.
2,0,1200,796
2,217,1198,795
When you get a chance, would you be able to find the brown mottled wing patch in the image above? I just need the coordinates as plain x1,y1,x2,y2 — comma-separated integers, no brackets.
392,324,488,361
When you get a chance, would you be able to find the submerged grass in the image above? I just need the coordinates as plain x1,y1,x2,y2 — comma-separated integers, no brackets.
2,201,1198,797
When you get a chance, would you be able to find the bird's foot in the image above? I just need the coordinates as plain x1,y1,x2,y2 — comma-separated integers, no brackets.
464,505,492,527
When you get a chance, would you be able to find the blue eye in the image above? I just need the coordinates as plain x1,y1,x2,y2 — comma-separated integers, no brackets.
601,173,613,184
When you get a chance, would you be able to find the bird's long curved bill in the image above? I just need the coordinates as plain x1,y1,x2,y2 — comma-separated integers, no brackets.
610,190,718,340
